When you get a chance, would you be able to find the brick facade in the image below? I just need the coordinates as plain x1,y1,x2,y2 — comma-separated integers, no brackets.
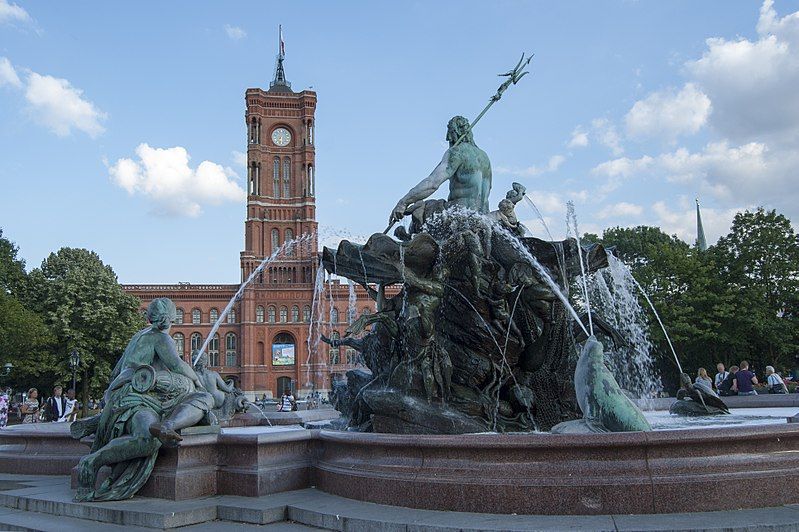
123,56,373,399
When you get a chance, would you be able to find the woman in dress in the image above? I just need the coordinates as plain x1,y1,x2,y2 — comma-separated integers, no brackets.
21,388,40,424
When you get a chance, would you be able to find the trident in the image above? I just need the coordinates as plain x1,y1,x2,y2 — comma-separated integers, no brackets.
383,52,534,235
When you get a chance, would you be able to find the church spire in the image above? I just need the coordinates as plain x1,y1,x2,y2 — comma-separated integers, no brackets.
695,198,708,251
270,25,291,90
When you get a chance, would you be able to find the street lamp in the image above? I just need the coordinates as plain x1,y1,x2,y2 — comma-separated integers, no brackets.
0,363,12,377
69,349,80,392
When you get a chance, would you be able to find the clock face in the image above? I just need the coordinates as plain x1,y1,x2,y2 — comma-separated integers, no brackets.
271,128,291,147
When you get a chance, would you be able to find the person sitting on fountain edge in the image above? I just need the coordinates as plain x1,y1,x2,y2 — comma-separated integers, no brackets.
734,361,758,396
714,363,729,391
718,366,738,396
388,116,491,227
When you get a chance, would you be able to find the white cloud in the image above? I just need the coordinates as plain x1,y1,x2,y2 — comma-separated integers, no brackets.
592,155,654,178
686,0,799,143
591,118,624,156
25,72,107,137
568,126,589,148
231,150,247,167
108,144,246,217
0,0,30,24
598,202,644,219
0,56,21,88
224,24,247,40
650,201,745,245
495,154,566,177
592,140,799,216
625,83,711,141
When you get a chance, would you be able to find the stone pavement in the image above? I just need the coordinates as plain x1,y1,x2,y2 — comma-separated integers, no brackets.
0,474,798,531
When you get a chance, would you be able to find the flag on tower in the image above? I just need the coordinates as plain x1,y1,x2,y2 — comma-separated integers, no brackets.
279,25,285,56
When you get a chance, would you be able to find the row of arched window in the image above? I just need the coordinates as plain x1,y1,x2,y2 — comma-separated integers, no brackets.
329,307,371,324
246,158,315,198
255,305,311,323
270,228,295,255
172,332,238,367
175,308,236,325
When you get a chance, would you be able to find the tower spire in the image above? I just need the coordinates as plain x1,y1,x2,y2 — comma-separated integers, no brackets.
270,25,291,90
695,198,708,251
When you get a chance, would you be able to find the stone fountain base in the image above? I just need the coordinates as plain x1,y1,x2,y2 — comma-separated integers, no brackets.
3,421,799,515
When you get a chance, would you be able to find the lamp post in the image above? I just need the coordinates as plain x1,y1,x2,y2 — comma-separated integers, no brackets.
69,349,80,393
0,363,12,378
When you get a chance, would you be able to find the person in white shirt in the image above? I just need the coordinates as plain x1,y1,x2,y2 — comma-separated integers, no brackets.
60,388,78,422
277,390,296,412
766,366,788,394
713,363,729,391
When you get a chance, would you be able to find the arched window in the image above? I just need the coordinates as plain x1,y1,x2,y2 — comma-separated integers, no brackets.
291,305,299,322
283,157,291,198
175,308,184,325
190,332,202,353
225,333,237,366
268,306,276,323
362,307,371,316
279,306,288,323
273,156,280,197
256,305,265,323
346,348,357,365
249,118,257,144
209,308,219,324
209,333,219,367
271,228,279,254
308,165,314,196
331,307,339,324
347,305,357,324
285,228,294,256
303,306,311,322
227,308,236,324
173,333,185,358
329,331,340,365
192,308,201,325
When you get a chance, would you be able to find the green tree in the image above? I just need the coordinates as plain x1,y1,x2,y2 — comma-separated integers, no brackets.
25,248,145,408
597,225,736,389
0,228,27,297
711,208,799,372
0,291,54,392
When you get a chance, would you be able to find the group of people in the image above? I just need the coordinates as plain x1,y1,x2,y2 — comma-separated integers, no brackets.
693,362,790,396
14,386,78,425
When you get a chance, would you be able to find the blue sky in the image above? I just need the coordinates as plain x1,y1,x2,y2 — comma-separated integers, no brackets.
2,1,798,283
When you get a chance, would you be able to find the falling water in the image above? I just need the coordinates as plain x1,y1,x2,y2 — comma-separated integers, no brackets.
193,234,311,365
347,279,357,324
626,268,683,374
586,253,663,401
305,265,326,388
523,194,555,242
243,400,273,426
566,201,593,336
494,223,588,337
422,205,588,337
521,194,568,293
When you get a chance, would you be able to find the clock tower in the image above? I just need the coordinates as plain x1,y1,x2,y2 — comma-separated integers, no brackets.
238,30,320,395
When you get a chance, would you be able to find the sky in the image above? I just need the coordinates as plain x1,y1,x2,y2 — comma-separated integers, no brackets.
1,1,798,283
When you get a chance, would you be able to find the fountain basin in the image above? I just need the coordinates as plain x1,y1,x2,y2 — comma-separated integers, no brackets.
315,424,799,515
4,420,799,515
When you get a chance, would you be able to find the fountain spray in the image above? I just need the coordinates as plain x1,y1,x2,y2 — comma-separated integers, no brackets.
566,201,593,337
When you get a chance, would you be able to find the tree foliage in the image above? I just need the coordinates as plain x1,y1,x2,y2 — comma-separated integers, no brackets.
24,248,145,398
594,209,799,389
